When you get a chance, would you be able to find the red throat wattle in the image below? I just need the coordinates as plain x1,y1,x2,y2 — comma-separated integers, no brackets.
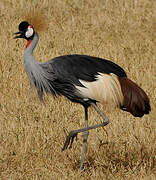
26,40,32,48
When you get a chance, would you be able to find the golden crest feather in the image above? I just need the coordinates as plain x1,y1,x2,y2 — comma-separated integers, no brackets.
19,8,48,32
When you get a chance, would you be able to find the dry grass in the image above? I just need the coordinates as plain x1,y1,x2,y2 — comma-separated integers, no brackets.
0,0,156,179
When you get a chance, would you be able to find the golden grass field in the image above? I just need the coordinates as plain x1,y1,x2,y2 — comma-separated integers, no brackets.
0,0,156,179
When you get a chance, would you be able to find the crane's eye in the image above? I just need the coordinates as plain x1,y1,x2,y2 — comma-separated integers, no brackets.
25,25,34,38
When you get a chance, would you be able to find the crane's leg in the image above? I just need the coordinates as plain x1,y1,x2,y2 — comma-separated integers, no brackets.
80,107,89,170
62,102,109,170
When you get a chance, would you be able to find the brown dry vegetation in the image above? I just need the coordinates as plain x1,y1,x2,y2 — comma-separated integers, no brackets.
0,0,156,179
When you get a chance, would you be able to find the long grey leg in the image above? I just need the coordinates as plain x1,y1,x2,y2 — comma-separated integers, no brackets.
80,107,89,170
90,102,109,122
62,102,109,169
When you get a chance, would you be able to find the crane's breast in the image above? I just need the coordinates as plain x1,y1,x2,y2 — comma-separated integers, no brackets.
75,73,124,107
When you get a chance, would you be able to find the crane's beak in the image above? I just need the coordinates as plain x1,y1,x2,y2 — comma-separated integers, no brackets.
13,31,24,39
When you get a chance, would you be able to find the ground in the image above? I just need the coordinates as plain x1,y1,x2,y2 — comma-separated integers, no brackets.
0,0,155,179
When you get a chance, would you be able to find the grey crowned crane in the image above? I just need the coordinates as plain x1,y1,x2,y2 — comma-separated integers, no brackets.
14,21,151,170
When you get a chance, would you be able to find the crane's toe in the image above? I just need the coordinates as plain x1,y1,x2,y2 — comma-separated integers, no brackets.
62,131,78,151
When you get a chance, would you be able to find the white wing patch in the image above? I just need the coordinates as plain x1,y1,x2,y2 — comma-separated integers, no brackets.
75,73,124,107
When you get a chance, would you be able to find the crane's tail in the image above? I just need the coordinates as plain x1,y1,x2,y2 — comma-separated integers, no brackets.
118,77,151,117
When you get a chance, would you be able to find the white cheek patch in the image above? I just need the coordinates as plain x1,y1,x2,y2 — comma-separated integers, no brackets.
25,26,34,38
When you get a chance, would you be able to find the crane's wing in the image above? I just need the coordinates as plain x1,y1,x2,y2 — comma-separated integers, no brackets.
40,54,127,104
50,54,127,84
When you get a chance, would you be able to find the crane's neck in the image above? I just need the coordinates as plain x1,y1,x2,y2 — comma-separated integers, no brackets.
23,32,56,101
24,32,40,77
24,32,39,58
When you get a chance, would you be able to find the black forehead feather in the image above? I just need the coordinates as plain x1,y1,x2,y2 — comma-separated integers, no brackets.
18,21,29,31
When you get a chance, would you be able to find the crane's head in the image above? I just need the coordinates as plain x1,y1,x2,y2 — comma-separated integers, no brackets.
14,21,35,41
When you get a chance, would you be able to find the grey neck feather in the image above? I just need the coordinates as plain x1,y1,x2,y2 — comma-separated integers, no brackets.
23,32,56,101
24,32,39,57
24,32,39,69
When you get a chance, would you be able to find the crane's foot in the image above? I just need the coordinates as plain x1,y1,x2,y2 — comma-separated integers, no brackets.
62,131,78,151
